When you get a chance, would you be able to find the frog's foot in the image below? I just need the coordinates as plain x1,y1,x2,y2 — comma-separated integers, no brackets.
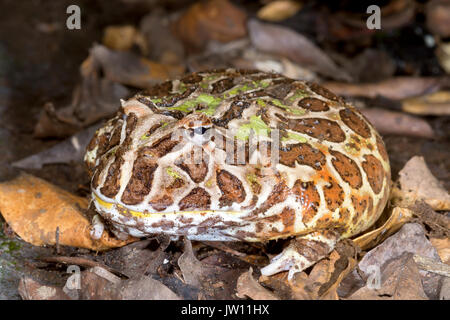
260,231,339,280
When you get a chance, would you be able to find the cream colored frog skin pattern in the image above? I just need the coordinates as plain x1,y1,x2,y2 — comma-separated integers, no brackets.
84,69,391,278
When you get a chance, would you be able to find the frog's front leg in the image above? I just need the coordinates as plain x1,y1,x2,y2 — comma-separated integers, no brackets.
260,230,340,280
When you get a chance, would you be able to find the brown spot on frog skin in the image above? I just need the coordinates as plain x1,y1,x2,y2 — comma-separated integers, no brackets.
351,195,368,225
150,195,174,211
180,72,203,84
286,118,346,143
144,134,180,158
362,155,385,194
376,134,389,162
121,154,158,205
211,77,235,94
279,143,326,170
330,150,363,189
179,187,211,210
213,100,250,127
176,147,209,183
307,82,341,101
216,170,246,207
323,175,345,211
298,98,330,112
339,108,371,138
252,182,289,215
292,180,320,225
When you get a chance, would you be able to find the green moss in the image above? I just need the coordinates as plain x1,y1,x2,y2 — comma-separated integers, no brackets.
236,115,270,141
0,240,21,254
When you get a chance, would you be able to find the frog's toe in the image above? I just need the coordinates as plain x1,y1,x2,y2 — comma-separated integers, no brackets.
260,231,339,280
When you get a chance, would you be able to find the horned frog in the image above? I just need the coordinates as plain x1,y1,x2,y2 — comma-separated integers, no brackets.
85,69,391,278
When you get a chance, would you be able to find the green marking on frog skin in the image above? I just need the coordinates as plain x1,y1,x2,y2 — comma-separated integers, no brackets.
168,94,223,115
236,115,270,141
287,90,309,103
166,167,182,179
256,99,267,107
150,98,162,104
282,132,307,143
245,173,259,185
271,98,305,115
222,80,271,99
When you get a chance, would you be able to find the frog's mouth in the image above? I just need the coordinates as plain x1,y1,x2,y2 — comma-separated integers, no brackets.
93,193,243,219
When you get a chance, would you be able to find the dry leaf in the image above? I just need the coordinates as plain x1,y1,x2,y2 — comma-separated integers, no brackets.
0,173,133,250
426,0,450,38
257,0,302,22
236,268,280,300
13,124,100,169
353,207,414,250
248,19,351,81
173,0,247,52
391,156,450,210
430,238,450,264
348,253,428,300
354,223,443,299
19,277,70,300
102,25,147,53
323,77,449,100
437,41,450,75
260,242,357,300
360,108,434,138
402,91,450,115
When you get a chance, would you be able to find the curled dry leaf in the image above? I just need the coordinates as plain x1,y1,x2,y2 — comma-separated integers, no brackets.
353,223,442,299
0,173,134,250
353,207,414,251
323,77,449,100
260,242,357,300
102,25,147,53
426,0,450,38
91,44,184,89
359,108,434,139
391,156,450,210
13,124,100,170
172,0,247,52
402,91,450,115
247,19,351,81
236,268,280,300
348,253,428,300
257,0,302,22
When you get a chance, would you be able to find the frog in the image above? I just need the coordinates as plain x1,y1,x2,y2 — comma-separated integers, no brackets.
84,69,391,279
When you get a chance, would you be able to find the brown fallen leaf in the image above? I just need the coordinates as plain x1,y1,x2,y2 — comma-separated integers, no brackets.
348,253,428,300
236,268,280,300
257,0,302,22
19,277,70,300
402,91,450,115
437,41,450,75
91,44,184,89
426,0,450,38
0,173,134,250
430,237,450,264
360,108,434,139
140,9,185,65
173,0,247,52
323,77,449,100
352,223,443,299
247,19,351,81
260,241,357,300
102,25,147,53
353,207,414,251
391,156,450,210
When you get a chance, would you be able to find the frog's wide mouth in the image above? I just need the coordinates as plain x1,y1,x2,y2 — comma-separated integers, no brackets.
93,193,243,219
